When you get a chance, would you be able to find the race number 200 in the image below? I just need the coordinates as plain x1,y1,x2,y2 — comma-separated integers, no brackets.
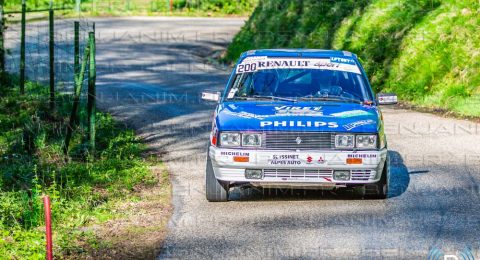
237,63,257,73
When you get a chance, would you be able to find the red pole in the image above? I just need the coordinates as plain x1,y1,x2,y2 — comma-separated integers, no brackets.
170,0,173,12
43,196,53,260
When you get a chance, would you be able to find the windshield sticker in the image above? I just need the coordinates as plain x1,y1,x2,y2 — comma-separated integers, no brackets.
330,57,356,65
242,56,268,62
227,88,238,99
343,119,376,131
236,58,361,74
260,121,338,128
330,110,372,118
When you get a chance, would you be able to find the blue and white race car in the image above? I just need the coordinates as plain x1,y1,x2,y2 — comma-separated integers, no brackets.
202,49,398,202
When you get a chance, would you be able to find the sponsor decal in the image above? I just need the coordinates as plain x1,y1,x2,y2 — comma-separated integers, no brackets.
224,106,325,120
260,121,339,128
227,88,238,98
347,154,377,158
269,154,302,165
306,155,313,164
269,160,302,165
227,104,238,110
343,119,375,131
330,57,356,65
236,58,361,74
317,156,326,164
221,151,250,156
330,110,372,118
273,154,299,160
268,154,329,166
274,106,323,116
224,110,267,120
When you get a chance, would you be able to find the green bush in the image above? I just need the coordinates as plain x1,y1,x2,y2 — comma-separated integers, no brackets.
0,78,159,258
225,0,480,116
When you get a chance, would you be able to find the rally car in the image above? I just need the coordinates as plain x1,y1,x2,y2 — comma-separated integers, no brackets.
202,49,398,202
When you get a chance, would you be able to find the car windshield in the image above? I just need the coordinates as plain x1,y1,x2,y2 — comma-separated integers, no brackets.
226,57,373,103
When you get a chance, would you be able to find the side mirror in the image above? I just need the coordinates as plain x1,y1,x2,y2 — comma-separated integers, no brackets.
377,93,398,105
202,91,221,103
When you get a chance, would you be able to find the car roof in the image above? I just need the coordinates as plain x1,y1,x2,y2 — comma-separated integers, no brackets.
239,49,357,60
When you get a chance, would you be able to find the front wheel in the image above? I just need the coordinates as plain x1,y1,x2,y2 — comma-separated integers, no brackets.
205,153,229,202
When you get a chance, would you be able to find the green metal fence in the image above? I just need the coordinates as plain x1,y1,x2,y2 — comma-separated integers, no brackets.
0,1,97,157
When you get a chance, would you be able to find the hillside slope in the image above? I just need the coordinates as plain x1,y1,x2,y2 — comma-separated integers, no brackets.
225,0,480,116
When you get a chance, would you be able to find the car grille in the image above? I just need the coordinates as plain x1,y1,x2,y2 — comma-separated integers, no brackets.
262,169,375,181
263,168,333,179
350,170,374,181
265,131,334,150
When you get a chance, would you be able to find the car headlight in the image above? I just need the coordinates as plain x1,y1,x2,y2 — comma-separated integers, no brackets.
242,133,262,147
356,135,377,149
220,133,240,147
335,134,354,149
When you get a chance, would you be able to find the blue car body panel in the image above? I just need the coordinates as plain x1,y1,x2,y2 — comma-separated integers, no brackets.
216,101,380,133
216,49,380,134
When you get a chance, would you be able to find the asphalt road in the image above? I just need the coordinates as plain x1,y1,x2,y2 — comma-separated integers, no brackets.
9,17,480,259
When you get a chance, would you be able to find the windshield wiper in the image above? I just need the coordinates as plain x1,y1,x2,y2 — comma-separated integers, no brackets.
252,95,297,102
300,96,363,103
229,96,248,100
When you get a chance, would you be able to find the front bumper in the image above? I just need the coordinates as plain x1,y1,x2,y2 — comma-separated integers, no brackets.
209,146,388,188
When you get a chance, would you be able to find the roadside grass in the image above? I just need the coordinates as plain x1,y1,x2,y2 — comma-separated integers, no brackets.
0,75,171,259
224,0,480,117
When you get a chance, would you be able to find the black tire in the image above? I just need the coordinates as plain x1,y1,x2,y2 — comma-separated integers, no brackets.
364,160,389,199
205,153,229,202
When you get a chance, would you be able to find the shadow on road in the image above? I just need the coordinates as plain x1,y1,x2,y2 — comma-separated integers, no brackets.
388,150,410,198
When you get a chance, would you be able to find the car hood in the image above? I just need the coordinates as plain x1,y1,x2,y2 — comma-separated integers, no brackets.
216,101,380,133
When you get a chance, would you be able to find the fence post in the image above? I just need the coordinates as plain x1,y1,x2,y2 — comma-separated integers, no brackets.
43,196,53,260
64,45,90,156
73,21,79,125
0,0,4,80
49,1,55,111
87,30,96,156
74,22,79,82
20,0,26,94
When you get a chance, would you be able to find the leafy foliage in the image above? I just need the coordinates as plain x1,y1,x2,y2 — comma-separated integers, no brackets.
225,0,480,116
0,78,158,259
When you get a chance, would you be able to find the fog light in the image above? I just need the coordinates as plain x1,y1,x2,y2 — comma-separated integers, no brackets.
245,169,263,179
333,170,350,181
